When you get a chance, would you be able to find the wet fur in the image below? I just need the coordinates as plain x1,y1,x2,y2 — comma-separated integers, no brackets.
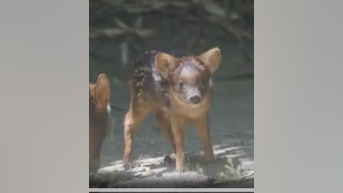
123,48,221,172
89,74,111,173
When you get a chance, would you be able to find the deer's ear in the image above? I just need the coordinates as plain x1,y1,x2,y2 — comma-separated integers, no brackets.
155,52,178,78
89,84,95,98
94,74,111,108
198,47,221,74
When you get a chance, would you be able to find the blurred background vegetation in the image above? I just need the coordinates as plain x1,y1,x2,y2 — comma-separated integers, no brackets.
89,0,254,84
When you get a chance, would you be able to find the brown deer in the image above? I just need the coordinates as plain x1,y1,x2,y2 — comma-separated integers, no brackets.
123,48,221,172
89,74,111,174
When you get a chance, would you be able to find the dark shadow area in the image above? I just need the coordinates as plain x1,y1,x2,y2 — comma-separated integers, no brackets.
89,0,254,189
90,174,253,188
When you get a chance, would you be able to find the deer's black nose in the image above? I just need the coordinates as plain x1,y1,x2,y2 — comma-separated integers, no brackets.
189,96,200,104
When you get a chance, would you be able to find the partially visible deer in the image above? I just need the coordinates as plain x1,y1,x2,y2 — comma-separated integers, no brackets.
89,74,111,174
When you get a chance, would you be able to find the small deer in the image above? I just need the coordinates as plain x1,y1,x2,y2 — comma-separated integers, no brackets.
123,47,221,172
89,74,111,174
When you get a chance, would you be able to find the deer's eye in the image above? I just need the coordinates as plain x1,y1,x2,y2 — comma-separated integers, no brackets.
201,80,206,86
178,81,184,88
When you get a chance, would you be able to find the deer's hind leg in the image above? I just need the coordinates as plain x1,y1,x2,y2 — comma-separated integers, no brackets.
123,83,152,169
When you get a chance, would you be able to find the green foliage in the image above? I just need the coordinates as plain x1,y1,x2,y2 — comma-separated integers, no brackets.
89,0,254,40
186,155,253,181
